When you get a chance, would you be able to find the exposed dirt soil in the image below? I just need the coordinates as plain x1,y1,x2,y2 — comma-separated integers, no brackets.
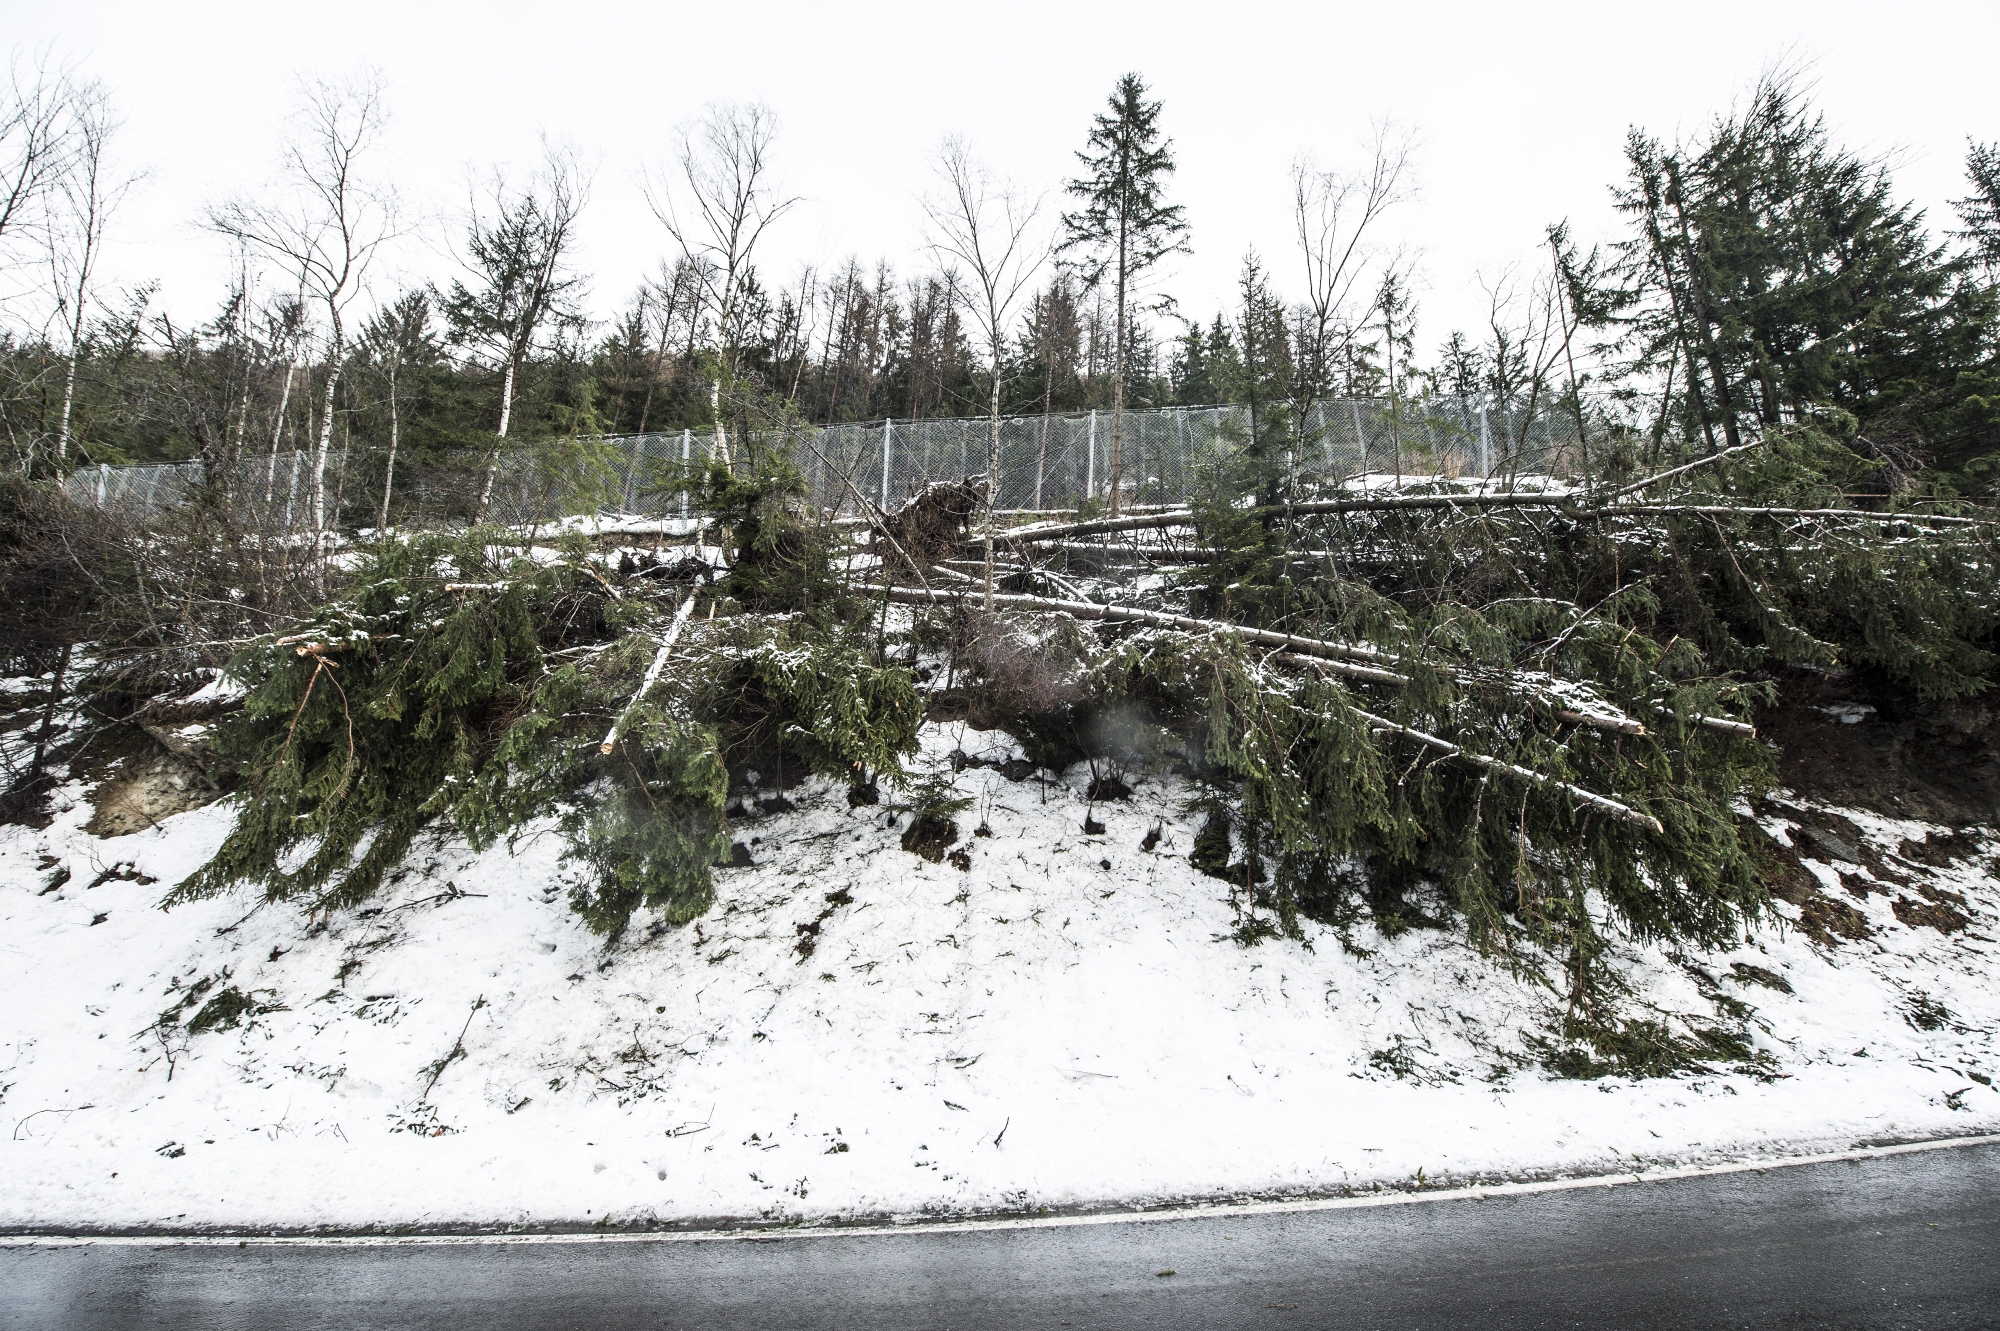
875,479,984,571
1760,669,2000,827
86,750,221,838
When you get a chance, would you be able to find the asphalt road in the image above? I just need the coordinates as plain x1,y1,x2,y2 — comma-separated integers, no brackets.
6,1141,1998,1330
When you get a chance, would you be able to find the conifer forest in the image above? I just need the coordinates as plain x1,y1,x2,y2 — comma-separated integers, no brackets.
3,51,1999,1104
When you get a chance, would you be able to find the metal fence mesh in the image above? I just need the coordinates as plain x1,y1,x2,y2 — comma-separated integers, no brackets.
64,395,1583,530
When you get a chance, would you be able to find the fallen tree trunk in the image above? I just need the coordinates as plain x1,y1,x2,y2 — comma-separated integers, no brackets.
873,583,1672,735
868,583,1410,686
600,582,703,754
1273,653,1663,832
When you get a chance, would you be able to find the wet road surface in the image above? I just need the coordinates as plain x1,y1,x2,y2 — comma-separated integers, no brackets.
6,1140,1998,1329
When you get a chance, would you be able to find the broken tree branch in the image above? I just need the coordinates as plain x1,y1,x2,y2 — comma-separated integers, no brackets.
600,578,703,754
1282,654,1665,833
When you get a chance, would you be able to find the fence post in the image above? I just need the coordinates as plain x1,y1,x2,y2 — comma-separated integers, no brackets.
1478,402,1490,478
1086,409,1097,500
881,417,893,511
96,463,108,505
1351,400,1367,474
680,428,690,520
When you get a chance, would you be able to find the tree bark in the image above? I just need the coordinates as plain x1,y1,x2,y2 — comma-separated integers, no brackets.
264,356,297,504
376,359,399,531
29,641,72,779
475,354,519,520
1109,215,1127,516
54,333,80,467
983,365,1001,609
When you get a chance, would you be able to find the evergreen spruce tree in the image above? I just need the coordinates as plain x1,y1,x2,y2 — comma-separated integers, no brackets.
1955,140,2000,277
1185,255,1297,627
1060,72,1190,516
1607,72,2000,482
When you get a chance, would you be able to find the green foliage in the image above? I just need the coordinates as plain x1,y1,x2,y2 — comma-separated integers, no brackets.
1608,71,2000,486
1087,599,1771,957
171,531,617,913
178,527,923,943
454,633,733,939
700,626,926,784
1105,418,1991,985
896,766,974,862
689,438,847,620
449,616,922,941
1532,1013,1763,1081
1060,73,1191,298
1181,257,1306,628
1635,426,1999,699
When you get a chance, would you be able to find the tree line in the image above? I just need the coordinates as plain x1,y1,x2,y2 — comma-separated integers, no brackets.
2,56,1997,522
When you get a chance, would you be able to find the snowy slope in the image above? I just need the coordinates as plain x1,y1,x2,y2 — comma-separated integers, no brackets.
2,722,1996,1232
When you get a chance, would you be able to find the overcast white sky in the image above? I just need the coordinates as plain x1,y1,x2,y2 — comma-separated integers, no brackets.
8,0,1998,360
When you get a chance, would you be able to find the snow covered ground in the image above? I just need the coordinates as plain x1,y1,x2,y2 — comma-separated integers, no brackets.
2,722,1996,1233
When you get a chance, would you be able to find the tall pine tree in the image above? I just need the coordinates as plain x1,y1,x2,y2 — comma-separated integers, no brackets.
1060,73,1190,516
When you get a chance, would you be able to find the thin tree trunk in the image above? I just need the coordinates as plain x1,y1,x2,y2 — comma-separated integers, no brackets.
228,351,253,489
1386,309,1402,485
54,334,80,466
710,378,727,464
635,311,671,436
475,355,519,520
1663,161,1740,452
984,362,1001,610
333,402,351,527
311,351,342,594
265,356,297,504
1034,357,1053,510
1548,233,1593,476
377,360,399,531
29,641,72,779
1109,261,1126,516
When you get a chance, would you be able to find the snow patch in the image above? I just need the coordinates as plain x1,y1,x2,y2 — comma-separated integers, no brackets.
2,725,1995,1231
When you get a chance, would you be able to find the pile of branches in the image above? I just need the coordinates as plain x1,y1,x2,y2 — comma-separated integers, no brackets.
172,497,922,940
858,425,1999,971
31,411,1997,974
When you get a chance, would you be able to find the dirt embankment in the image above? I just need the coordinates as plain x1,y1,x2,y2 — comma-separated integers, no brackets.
1760,669,1999,828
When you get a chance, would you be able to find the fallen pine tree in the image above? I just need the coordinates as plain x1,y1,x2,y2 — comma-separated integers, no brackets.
41,414,1986,1004
872,421,1997,978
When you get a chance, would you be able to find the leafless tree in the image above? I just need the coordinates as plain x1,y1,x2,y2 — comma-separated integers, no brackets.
1477,266,1566,479
0,49,79,295
644,102,797,463
1290,126,1411,468
45,80,136,466
923,136,1046,608
208,72,394,583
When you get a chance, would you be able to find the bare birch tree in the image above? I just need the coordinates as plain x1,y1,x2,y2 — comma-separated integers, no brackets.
1289,127,1410,473
923,136,1045,608
643,102,797,465
44,80,134,467
0,50,78,295
1476,266,1566,479
438,139,589,520
209,73,394,583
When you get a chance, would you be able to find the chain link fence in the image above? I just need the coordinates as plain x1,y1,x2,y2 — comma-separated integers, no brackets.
63,395,1585,531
